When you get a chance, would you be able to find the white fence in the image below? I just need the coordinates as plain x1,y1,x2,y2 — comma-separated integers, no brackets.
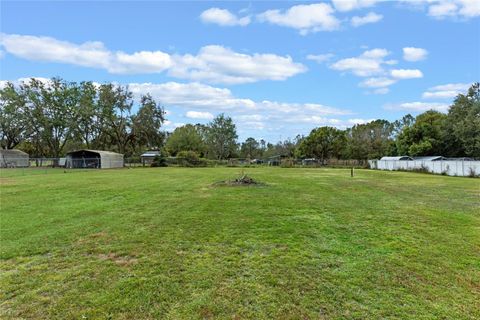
368,160,480,177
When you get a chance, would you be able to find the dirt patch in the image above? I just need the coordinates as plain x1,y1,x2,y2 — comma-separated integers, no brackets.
0,178,15,185
97,252,138,266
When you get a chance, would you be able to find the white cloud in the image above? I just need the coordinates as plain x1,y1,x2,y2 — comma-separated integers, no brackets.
0,34,305,84
401,0,480,19
128,82,256,110
351,12,383,27
360,77,397,88
330,48,390,77
385,101,449,112
428,2,458,17
0,33,172,74
331,48,425,93
390,69,423,79
422,82,471,99
331,0,379,12
458,0,480,17
257,3,340,34
403,47,428,61
185,111,214,120
306,53,334,63
169,45,306,84
200,8,250,26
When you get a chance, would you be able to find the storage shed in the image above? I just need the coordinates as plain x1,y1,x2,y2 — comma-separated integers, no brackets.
140,150,160,166
0,149,29,167
380,156,413,161
65,150,123,169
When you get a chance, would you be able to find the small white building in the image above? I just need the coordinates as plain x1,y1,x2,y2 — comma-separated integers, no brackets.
0,149,29,167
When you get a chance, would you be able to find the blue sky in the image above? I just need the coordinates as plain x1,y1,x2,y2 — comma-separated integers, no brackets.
1,0,479,141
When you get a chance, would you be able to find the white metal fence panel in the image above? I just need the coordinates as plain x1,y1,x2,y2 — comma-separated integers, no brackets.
368,160,480,177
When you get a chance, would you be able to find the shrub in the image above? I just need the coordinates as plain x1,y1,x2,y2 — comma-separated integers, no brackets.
151,149,168,167
177,150,201,167
280,159,295,168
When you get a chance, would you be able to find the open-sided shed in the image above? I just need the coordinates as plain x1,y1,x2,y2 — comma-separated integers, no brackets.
0,149,29,167
65,150,123,169
140,150,160,166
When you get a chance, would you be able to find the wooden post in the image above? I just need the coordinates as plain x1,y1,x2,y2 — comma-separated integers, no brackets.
351,167,354,177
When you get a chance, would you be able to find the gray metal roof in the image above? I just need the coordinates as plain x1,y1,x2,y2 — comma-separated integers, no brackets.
0,149,28,156
141,151,160,157
380,156,413,161
67,149,123,156
413,156,446,161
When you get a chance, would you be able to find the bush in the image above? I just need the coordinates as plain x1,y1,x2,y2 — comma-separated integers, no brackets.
280,159,295,168
177,150,201,167
151,149,168,167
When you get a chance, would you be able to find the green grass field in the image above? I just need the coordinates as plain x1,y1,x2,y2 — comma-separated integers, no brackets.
1,167,479,319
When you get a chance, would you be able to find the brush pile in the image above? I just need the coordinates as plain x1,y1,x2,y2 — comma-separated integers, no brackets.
214,172,264,187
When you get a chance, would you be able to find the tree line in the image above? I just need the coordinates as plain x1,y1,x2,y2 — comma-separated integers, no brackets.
1,78,479,160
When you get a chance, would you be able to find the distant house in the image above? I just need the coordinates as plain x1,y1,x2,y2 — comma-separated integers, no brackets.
0,149,29,168
65,150,123,169
140,150,160,166
380,156,413,161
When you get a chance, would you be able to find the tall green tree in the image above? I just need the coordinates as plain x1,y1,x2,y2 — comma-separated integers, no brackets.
346,120,393,159
297,127,347,161
206,114,238,160
396,110,447,156
443,83,480,158
24,78,79,158
240,137,260,158
96,84,135,155
74,81,98,149
133,94,166,152
165,124,205,156
0,82,29,149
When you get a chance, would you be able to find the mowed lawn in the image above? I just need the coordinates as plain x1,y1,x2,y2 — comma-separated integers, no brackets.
1,167,479,319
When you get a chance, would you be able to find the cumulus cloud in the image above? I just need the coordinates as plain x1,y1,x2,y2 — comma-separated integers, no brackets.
0,33,172,74
330,48,425,94
401,0,480,19
200,8,250,26
403,47,428,61
360,77,397,88
185,111,214,120
128,82,256,110
331,0,379,12
422,82,471,99
330,48,390,77
169,45,306,84
390,69,423,79
306,53,334,63
351,12,383,27
0,33,305,84
384,101,449,112
257,3,340,35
